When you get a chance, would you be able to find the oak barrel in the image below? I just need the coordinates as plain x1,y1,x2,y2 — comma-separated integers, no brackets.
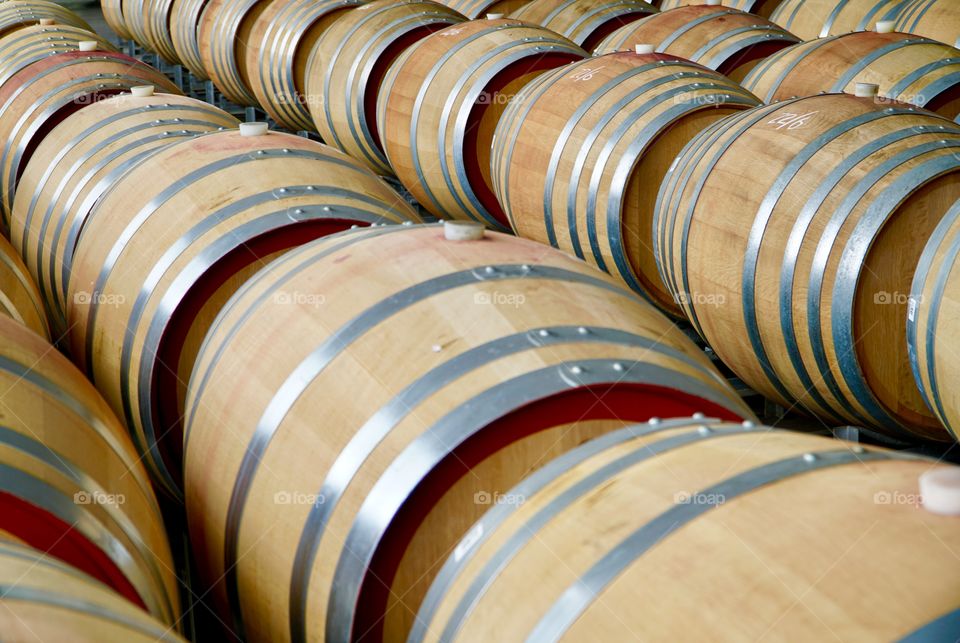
198,0,272,105
122,0,180,64
170,0,210,79
908,200,960,441
0,24,115,88
493,51,760,316
413,418,960,640
894,0,959,46
595,5,800,82
435,0,531,19
244,0,367,132
10,89,238,337
101,0,134,40
742,30,960,120
183,224,755,642
0,234,48,338
306,0,467,176
658,0,782,18
770,0,906,40
509,0,656,51
0,1,93,38
0,49,181,229
378,18,586,229
66,127,420,498
0,315,180,626
654,93,960,440
0,538,186,641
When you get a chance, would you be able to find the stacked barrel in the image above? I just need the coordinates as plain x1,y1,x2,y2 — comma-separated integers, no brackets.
0,0,950,640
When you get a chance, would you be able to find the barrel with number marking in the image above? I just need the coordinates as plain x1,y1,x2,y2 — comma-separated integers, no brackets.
306,0,467,176
742,31,960,120
183,224,754,642
494,51,760,316
509,0,657,51
379,18,586,228
595,5,800,82
412,418,960,641
66,128,419,499
655,93,960,441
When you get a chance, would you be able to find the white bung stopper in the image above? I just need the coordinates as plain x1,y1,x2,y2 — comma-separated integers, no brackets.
444,220,485,241
920,469,960,516
240,122,269,137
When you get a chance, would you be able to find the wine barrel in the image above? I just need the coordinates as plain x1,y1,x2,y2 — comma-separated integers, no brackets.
595,6,800,82
908,200,960,441
435,0,531,19
170,0,209,78
0,234,48,338
101,0,134,40
66,127,419,499
122,0,180,64
0,315,180,626
509,0,656,51
770,0,905,40
306,0,467,176
413,418,960,641
494,51,760,316
0,24,115,88
0,538,186,641
0,49,181,230
894,0,959,46
183,223,755,642
198,0,272,106
378,18,586,229
10,88,238,338
655,92,960,441
743,31,960,120
244,0,366,132
0,1,93,38
658,0,782,18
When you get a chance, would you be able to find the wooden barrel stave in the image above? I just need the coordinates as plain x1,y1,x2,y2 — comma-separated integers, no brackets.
742,31,960,120
0,316,180,627
412,419,960,640
198,0,270,106
895,0,959,46
171,0,210,79
378,18,587,228
655,94,960,440
595,5,800,82
770,0,906,40
141,0,181,64
435,0,532,19
307,0,468,176
10,91,238,338
246,0,366,132
0,234,48,338
658,0,781,18
183,224,753,642
509,0,657,51
494,51,760,316
65,130,419,498
101,0,134,39
0,50,182,230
